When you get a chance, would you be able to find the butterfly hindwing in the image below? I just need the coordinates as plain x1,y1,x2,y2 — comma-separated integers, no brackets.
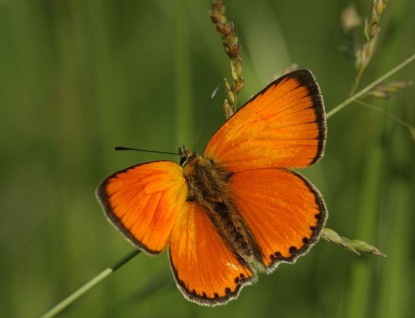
97,161,187,255
169,201,255,305
204,70,326,172
227,168,327,270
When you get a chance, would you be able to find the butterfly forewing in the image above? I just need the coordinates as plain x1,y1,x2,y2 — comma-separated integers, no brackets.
97,161,187,254
204,70,326,171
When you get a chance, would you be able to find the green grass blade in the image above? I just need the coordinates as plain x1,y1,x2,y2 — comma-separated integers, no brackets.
40,250,140,318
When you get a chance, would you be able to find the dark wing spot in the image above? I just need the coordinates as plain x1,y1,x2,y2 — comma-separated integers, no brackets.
225,287,232,295
239,273,245,279
234,277,240,284
289,246,298,254
310,226,316,231
315,213,321,220
271,251,282,260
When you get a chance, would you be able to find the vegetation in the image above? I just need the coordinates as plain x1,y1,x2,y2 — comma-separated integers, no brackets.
1,0,414,317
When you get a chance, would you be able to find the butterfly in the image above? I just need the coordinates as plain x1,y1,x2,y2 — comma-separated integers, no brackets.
97,69,327,306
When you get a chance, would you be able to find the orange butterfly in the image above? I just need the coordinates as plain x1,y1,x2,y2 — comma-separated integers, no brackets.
97,70,327,306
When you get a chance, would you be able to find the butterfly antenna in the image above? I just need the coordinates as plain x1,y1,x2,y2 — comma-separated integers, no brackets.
193,85,220,152
114,147,179,156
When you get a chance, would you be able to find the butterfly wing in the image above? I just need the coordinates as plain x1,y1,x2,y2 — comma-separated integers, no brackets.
204,70,326,171
227,168,327,271
97,161,187,255
169,201,255,306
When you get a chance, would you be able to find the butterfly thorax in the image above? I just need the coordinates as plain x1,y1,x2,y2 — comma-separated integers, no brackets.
180,150,230,203
180,147,259,261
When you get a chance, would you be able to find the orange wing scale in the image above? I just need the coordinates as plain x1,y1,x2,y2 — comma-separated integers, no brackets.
204,70,326,171
228,168,326,270
169,201,255,305
97,161,187,254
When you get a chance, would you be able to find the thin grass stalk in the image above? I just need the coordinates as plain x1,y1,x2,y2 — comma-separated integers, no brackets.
354,100,414,131
40,250,140,318
326,53,415,119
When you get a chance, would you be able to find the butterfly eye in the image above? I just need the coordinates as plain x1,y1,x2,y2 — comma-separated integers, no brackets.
180,156,188,167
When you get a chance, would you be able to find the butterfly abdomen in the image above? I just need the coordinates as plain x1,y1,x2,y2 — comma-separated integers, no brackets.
182,153,259,261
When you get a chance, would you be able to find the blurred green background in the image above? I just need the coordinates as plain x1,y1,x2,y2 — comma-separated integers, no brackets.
1,0,414,317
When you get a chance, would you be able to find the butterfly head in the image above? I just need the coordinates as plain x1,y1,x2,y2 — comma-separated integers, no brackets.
179,146,196,167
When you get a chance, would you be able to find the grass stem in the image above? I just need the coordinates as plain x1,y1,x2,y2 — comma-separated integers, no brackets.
40,249,140,318
326,53,415,119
